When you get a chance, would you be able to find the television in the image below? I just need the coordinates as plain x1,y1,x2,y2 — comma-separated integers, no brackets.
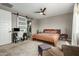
13,28,20,31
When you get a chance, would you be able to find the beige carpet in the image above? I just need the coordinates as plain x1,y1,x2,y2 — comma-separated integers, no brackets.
0,39,70,56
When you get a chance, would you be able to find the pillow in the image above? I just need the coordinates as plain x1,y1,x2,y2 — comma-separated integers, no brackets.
44,31,57,34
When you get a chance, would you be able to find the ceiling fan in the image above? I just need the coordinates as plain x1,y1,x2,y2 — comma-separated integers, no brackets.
35,8,46,15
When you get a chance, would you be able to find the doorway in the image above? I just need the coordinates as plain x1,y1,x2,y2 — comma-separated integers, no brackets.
27,20,32,38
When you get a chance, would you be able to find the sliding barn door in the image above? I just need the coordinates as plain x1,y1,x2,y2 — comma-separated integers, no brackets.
0,9,12,45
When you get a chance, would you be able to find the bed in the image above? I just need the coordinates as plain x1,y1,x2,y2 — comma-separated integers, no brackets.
32,29,61,46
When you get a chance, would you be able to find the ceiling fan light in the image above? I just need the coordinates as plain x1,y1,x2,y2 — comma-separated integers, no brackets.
40,12,43,15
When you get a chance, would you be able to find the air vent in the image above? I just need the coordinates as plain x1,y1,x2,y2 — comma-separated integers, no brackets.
1,3,13,8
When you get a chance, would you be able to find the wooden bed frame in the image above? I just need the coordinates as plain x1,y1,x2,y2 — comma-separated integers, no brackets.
32,29,61,46
43,29,61,34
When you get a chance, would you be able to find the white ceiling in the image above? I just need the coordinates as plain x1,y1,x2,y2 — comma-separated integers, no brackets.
0,3,74,19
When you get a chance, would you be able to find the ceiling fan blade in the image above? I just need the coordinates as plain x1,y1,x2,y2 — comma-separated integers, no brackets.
43,13,46,15
40,8,42,11
35,11,41,13
42,8,46,12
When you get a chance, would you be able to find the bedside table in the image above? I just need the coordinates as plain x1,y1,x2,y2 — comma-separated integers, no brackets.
37,32,43,34
60,34,68,41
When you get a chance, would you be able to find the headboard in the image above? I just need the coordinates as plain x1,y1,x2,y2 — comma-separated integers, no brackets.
43,29,61,34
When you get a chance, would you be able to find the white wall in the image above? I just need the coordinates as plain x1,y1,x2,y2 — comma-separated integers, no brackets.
32,19,38,34
12,14,17,28
37,13,73,39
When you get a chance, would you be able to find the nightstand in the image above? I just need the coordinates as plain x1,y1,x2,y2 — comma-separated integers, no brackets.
60,34,68,41
37,31,43,34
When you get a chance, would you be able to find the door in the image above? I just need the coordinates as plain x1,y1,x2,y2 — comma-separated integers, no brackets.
27,20,32,38
0,9,12,45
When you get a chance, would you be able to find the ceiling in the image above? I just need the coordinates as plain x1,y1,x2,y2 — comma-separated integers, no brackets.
0,3,74,19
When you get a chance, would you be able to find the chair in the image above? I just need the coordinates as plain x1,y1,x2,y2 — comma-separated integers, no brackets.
22,33,27,41
62,45,79,56
12,33,18,43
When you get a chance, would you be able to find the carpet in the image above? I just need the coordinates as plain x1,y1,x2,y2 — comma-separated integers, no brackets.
0,39,70,56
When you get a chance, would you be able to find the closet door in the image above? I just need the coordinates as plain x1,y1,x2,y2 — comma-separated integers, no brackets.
0,9,12,45
17,16,27,38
